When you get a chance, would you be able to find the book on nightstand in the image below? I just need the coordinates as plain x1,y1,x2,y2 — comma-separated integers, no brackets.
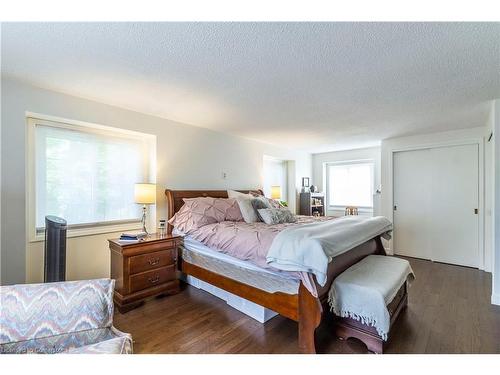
118,231,148,242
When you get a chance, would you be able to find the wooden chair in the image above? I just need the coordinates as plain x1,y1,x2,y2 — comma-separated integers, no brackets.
345,206,359,215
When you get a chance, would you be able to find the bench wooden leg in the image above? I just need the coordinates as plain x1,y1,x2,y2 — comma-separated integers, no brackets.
335,321,384,354
334,287,408,354
298,283,323,354
367,341,384,354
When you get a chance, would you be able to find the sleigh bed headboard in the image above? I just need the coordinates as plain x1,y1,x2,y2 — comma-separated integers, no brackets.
164,189,263,234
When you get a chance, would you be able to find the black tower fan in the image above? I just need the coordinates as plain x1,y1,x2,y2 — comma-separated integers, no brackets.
44,215,67,282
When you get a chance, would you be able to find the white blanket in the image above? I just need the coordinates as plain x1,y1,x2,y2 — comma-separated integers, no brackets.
328,255,415,341
266,216,393,286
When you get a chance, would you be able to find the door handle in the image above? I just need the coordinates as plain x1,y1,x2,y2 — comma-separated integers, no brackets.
393,205,397,211
474,208,478,214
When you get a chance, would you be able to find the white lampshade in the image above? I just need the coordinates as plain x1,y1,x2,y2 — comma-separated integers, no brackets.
134,183,156,204
270,185,281,200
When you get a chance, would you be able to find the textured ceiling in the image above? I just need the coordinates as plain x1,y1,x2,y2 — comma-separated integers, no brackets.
2,22,499,152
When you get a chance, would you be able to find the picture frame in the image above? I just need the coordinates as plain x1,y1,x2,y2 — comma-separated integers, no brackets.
302,177,310,187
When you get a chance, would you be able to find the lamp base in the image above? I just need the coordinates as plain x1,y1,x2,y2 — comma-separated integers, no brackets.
141,205,149,235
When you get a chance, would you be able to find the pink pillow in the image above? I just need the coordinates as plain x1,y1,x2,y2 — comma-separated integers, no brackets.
168,197,243,234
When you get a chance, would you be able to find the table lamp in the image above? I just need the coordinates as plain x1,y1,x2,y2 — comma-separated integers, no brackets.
134,183,156,234
271,185,281,200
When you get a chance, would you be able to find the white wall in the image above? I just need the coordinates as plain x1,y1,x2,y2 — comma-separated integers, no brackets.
0,76,311,285
381,127,491,271
312,147,381,217
0,155,1,284
492,99,500,305
485,104,495,284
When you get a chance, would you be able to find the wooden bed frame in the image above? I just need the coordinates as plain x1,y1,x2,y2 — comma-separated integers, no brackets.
165,189,387,354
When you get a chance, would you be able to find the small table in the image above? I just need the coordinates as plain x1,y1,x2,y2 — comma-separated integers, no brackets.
108,233,182,313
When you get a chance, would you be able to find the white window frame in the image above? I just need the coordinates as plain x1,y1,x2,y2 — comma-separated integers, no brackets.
26,112,156,242
325,159,375,213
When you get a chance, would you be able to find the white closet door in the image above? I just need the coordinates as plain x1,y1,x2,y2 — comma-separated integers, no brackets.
393,144,479,268
393,148,432,259
428,144,479,267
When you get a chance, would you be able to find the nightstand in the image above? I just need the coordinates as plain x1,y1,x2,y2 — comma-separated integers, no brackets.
108,234,182,313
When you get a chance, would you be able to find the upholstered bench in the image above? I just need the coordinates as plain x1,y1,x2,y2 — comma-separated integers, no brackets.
329,255,414,354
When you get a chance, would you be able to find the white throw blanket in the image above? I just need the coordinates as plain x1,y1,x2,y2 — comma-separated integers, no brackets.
266,216,393,286
328,255,415,341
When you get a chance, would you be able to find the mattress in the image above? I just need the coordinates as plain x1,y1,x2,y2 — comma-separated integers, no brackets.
180,235,300,295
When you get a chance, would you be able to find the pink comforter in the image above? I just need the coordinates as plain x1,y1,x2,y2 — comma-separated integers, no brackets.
187,215,335,296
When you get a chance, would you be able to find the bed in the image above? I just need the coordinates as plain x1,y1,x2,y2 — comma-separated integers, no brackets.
165,189,387,354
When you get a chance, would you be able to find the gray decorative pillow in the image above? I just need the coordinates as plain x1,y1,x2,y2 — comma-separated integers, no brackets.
251,196,272,211
257,208,297,225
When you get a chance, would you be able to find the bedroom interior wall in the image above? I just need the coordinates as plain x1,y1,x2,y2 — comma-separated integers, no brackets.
492,99,500,305
0,76,312,285
381,126,493,273
312,147,382,217
0,68,2,283
485,102,495,303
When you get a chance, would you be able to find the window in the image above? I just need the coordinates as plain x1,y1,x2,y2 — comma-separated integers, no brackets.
28,116,154,239
326,161,374,209
263,156,288,202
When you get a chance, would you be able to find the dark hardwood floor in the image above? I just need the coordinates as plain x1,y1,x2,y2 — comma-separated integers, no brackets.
114,257,500,354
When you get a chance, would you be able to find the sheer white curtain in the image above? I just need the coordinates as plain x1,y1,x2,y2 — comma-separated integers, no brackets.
327,162,374,208
263,157,288,201
35,123,147,228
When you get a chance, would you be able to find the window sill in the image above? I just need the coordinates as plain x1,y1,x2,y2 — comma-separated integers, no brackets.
29,221,143,243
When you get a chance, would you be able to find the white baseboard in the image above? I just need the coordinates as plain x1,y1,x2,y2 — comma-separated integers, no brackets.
491,292,500,306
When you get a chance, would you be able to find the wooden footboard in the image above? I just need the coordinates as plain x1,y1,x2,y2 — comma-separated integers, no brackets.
166,188,387,354
298,283,323,353
179,235,386,353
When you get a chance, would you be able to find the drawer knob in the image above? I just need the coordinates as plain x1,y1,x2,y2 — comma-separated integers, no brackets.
148,258,160,266
148,275,160,284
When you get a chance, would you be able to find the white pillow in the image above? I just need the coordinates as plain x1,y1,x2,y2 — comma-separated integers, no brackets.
227,190,260,223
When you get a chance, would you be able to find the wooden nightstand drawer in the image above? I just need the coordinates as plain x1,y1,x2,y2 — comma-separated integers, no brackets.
129,265,176,293
129,249,177,275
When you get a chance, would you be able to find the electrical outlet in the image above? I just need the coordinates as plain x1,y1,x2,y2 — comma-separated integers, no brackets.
221,172,227,179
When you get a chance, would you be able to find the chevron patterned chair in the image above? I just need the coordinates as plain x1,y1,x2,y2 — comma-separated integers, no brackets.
0,278,132,354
